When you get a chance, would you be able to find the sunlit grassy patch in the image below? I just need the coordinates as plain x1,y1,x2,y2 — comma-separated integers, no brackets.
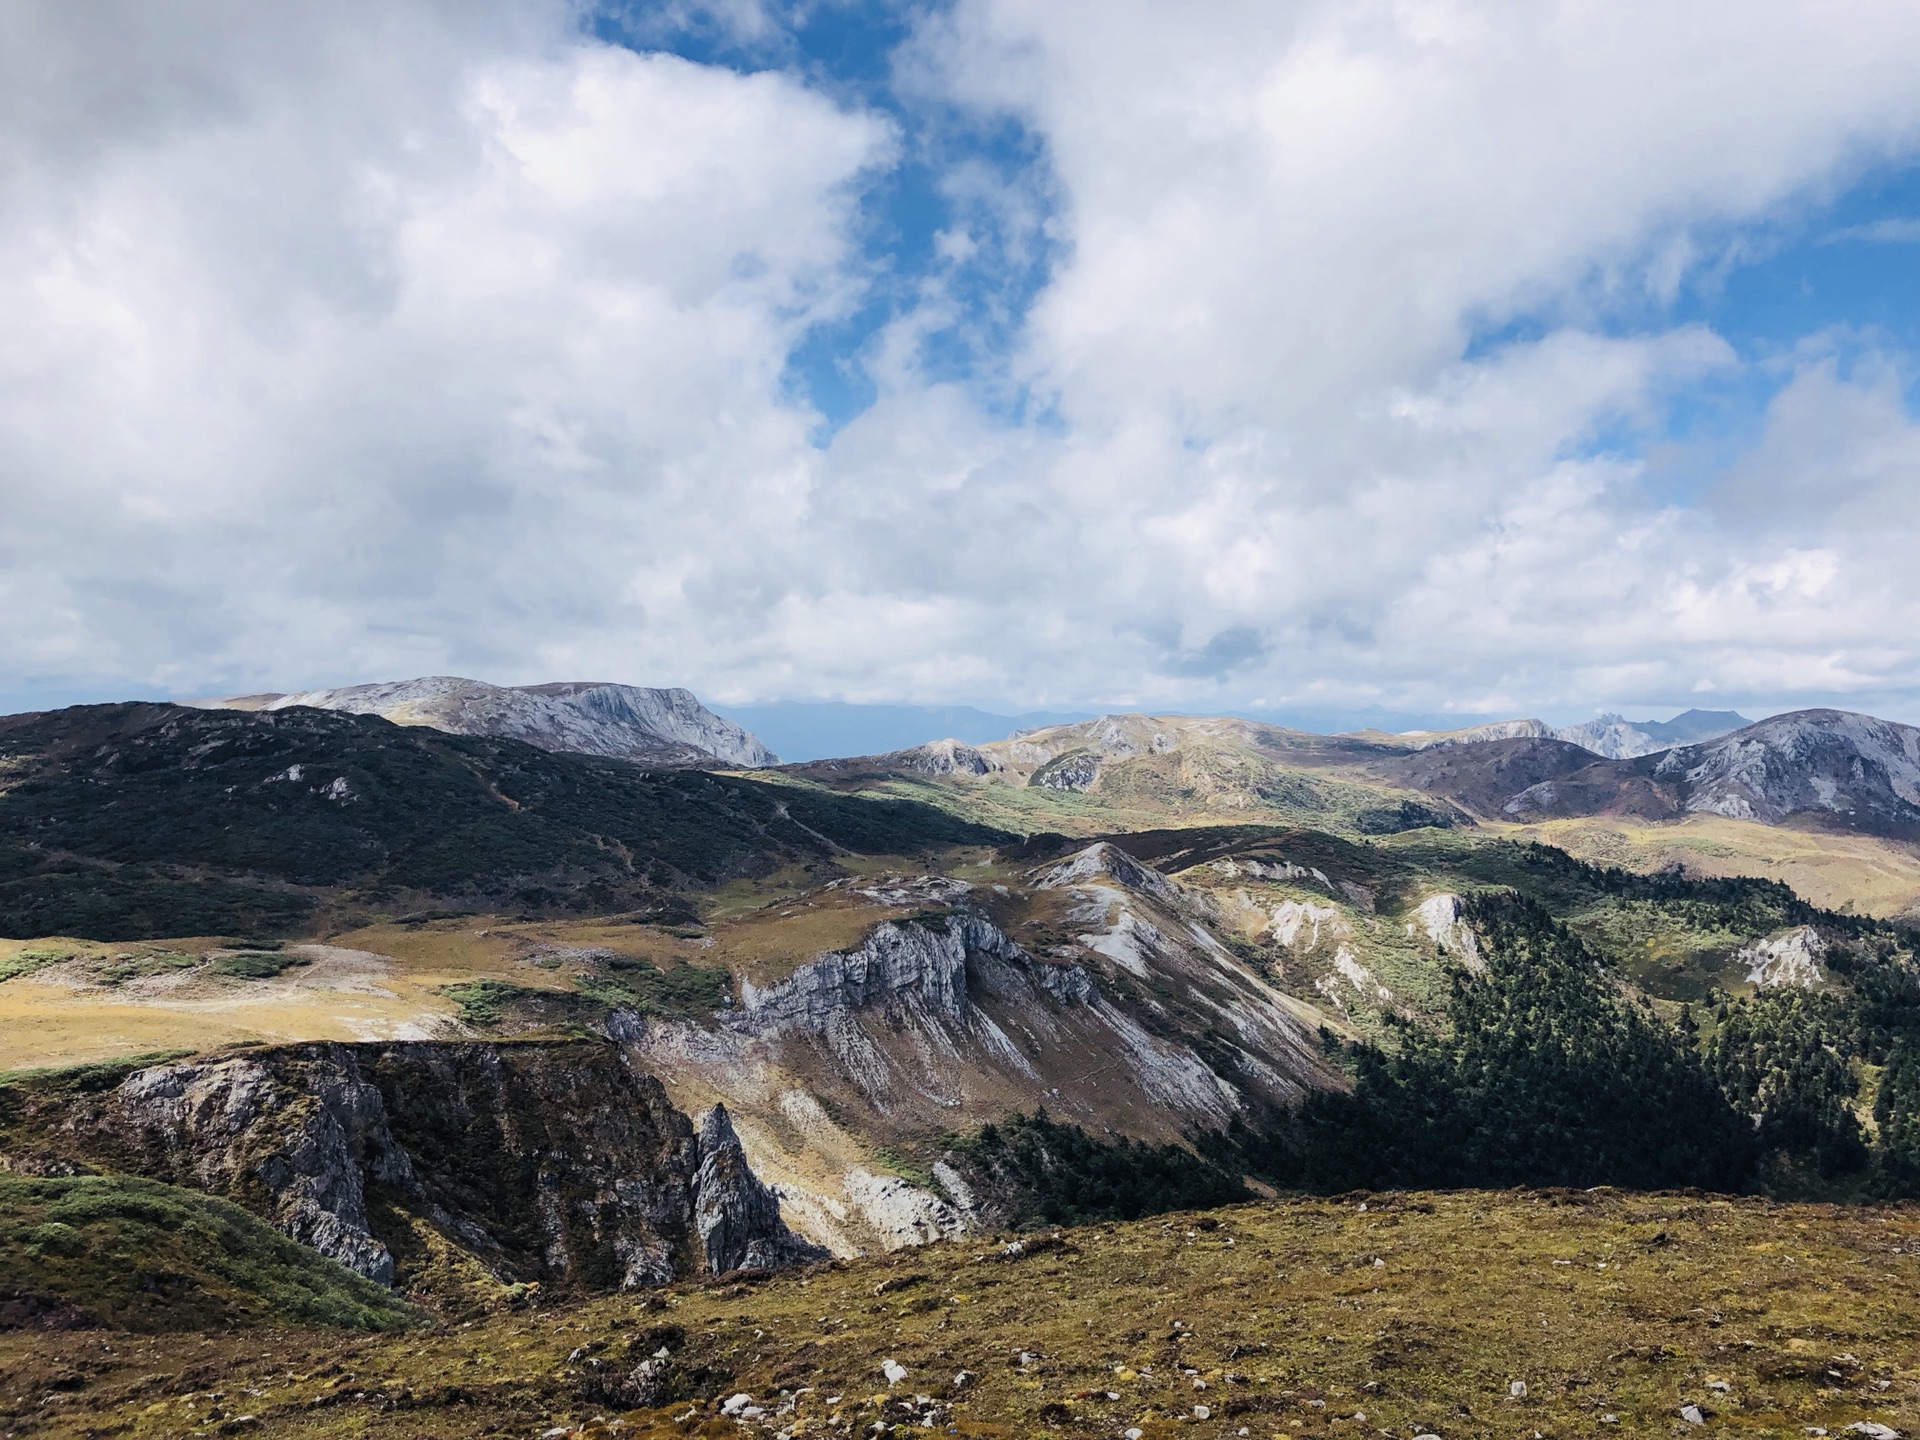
0,1173,417,1334
4,1190,1917,1439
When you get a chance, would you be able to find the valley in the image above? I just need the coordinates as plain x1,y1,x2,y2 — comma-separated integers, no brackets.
6,689,1920,1439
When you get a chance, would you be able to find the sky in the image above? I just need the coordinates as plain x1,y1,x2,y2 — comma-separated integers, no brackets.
6,0,1920,729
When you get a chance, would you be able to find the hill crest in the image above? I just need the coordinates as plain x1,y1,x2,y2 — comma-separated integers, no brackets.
191,675,777,768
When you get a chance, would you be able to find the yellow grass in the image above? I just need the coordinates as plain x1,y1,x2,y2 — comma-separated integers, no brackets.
1497,815,1920,919
5,1190,1919,1438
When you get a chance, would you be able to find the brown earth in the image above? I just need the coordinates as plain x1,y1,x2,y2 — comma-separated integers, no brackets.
4,1189,1918,1439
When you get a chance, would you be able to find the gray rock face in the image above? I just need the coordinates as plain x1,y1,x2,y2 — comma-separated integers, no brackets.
728,915,1038,1035
1033,841,1186,907
699,861,1324,1132
9,1040,813,1290
1553,714,1672,759
901,739,995,776
693,1106,828,1274
1404,718,1557,751
1652,709,1920,830
193,675,777,768
1408,708,1920,838
1028,748,1101,791
110,1052,409,1283
1406,710,1748,760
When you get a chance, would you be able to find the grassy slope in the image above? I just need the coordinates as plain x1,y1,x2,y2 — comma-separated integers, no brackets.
0,704,1008,940
1503,813,1920,920
3,1191,1917,1438
798,725,1920,921
0,1173,415,1334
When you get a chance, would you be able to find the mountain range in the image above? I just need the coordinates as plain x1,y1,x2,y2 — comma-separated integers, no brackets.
8,676,1920,1407
796,704,1920,844
1387,708,1920,838
192,675,778,768
712,700,1095,763
1384,706,1750,758
179,678,1758,771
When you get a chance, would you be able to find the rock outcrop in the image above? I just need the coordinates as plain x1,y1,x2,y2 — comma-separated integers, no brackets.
1398,710,1748,759
1,1040,815,1292
106,1051,409,1283
621,869,1335,1256
1740,927,1828,988
1411,892,1484,972
195,675,777,768
693,1106,828,1273
1650,710,1920,831
729,916,1009,1035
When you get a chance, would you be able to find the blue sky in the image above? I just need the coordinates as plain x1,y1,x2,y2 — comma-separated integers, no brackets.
6,0,1920,729
613,2,1920,466
595,0,1063,438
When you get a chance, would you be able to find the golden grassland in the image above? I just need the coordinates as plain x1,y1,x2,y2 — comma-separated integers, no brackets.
0,850,1053,1074
4,1190,1918,1439
1495,816,1920,920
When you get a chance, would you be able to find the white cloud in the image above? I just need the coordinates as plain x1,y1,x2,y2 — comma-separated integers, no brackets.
7,0,1920,721
0,1,890,695
1824,217,1920,243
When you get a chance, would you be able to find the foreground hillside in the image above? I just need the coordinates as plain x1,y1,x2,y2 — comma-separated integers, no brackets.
3,1190,1916,1440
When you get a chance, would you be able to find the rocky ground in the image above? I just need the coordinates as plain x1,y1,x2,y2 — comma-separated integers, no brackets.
3,1190,1918,1439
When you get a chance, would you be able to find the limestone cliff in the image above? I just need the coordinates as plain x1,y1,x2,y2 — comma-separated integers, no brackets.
693,1105,829,1273
623,857,1337,1256
0,1040,816,1294
196,675,777,768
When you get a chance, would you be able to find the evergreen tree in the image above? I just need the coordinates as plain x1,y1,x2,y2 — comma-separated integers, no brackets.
1294,893,1755,1192
1707,991,1867,1179
1875,1038,1920,1191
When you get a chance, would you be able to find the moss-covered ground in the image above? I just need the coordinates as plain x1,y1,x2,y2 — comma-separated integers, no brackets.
4,1190,1917,1439
0,1174,416,1336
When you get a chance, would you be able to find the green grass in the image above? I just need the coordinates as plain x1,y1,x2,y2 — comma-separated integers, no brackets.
574,958,734,1018
206,949,310,979
0,1173,417,1332
441,978,548,1027
0,1049,195,1093
0,946,74,984
96,949,202,985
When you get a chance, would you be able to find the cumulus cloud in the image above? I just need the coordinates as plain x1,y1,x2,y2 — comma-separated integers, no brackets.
6,0,1920,720
0,0,890,696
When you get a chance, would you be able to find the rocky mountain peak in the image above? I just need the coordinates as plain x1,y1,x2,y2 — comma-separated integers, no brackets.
1398,709,1750,760
1652,707,1920,828
190,675,777,768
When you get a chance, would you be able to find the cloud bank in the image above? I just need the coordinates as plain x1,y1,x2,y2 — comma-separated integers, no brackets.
6,0,1920,721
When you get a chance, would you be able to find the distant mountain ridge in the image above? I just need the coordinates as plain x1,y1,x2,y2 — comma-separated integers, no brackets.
783,702,1920,845
714,701,1095,764
193,676,777,768
1393,709,1920,839
1394,708,1750,759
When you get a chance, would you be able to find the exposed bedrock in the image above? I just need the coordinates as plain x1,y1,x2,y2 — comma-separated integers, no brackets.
3,1040,816,1291
694,1104,829,1273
